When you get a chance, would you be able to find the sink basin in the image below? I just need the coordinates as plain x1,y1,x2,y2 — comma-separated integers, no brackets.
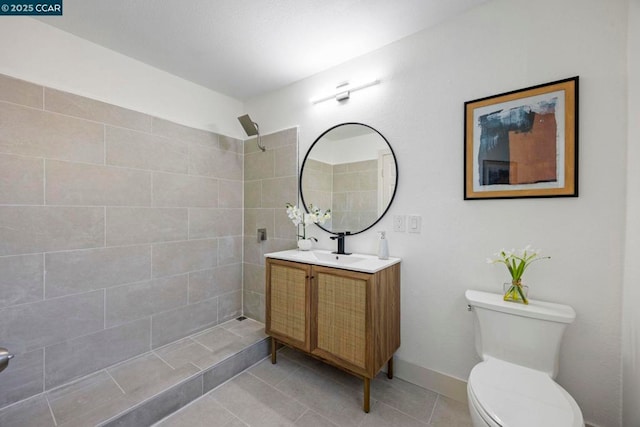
311,252,366,265
264,249,400,273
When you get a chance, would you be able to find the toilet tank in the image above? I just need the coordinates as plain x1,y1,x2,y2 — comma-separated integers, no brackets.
465,290,576,378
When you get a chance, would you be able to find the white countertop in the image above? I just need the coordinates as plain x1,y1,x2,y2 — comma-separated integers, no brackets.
264,249,401,273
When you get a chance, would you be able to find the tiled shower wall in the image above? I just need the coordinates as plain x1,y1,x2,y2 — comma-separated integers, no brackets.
0,74,244,409
242,128,298,322
300,158,333,229
332,159,378,233
300,158,378,233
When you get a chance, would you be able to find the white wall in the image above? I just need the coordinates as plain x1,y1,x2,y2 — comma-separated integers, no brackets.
0,18,244,137
310,132,387,164
623,1,640,426
246,0,628,425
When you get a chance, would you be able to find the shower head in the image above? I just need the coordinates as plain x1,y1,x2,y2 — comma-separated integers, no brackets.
238,114,259,136
237,114,265,152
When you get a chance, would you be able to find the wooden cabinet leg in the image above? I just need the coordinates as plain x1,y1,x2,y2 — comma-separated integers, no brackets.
271,337,277,364
363,377,371,413
387,356,393,379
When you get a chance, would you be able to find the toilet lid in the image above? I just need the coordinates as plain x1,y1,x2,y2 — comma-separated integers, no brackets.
468,359,583,427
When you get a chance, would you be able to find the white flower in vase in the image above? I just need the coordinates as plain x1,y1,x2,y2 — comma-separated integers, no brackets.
285,203,331,249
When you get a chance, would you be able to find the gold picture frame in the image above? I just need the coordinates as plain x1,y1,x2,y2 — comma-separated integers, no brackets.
464,77,578,200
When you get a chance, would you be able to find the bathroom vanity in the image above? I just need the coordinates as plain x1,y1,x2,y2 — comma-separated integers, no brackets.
264,249,401,413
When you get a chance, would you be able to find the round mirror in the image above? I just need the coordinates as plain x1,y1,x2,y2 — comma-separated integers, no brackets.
300,123,398,235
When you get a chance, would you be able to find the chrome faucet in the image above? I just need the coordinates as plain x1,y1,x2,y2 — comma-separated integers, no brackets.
0,347,14,373
330,232,351,255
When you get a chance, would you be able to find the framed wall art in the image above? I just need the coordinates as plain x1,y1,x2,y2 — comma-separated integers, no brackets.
464,76,578,200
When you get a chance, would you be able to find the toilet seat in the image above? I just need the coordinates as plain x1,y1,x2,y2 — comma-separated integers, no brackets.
468,358,583,427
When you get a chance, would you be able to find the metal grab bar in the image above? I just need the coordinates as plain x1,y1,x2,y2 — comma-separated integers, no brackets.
0,347,14,373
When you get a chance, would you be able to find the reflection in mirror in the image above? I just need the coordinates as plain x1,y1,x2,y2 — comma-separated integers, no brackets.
300,123,397,235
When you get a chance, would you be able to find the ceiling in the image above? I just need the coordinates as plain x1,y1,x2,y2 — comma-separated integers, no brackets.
38,0,488,101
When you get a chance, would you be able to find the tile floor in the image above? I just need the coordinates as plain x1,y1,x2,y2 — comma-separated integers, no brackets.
0,318,269,427
154,346,473,427
0,317,472,427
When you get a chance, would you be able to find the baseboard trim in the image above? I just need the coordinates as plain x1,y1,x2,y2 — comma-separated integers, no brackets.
390,357,468,404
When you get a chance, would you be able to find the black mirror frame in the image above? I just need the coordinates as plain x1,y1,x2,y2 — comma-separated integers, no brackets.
299,122,399,236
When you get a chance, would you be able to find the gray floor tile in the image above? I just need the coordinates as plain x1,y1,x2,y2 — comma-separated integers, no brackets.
102,375,202,427
47,371,124,425
0,321,268,427
278,348,368,395
0,318,472,427
369,373,438,423
284,352,364,392
191,327,253,370
155,393,235,426
278,346,328,371
0,395,55,427
294,410,339,427
154,338,214,370
222,318,267,338
202,340,268,392
224,418,250,427
108,353,199,401
275,365,368,427
211,372,307,427
154,321,268,373
56,396,133,427
193,325,245,350
429,395,473,427
247,356,301,387
360,401,428,427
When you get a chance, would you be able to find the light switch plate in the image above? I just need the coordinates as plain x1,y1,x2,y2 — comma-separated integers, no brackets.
407,215,421,233
393,215,406,232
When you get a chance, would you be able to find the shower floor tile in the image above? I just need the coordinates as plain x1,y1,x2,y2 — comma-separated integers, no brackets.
154,347,473,427
0,317,268,427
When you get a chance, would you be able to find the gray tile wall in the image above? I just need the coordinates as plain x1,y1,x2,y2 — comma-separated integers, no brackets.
300,158,333,229
0,73,244,409
300,158,377,233
332,159,378,233
243,129,298,322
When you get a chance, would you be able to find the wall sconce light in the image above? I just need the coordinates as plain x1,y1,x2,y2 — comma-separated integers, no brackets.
310,78,380,104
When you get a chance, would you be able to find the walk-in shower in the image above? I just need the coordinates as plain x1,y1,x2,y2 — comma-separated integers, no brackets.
238,114,266,152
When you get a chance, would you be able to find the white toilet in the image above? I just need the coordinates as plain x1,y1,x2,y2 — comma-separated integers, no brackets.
465,290,584,427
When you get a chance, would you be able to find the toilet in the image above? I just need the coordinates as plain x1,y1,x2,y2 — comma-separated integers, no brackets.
465,290,584,427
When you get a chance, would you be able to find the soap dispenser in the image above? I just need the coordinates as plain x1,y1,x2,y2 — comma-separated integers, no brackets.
377,231,389,260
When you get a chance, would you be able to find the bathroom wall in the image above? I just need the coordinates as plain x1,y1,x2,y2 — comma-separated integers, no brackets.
0,74,243,409
623,1,640,425
300,158,333,220
0,18,243,138
245,0,629,425
332,159,378,233
0,3,632,425
300,157,379,232
242,128,298,322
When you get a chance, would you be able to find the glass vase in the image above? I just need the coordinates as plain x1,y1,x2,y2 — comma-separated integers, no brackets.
503,279,529,304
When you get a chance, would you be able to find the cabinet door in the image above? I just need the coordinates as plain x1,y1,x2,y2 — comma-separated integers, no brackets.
313,267,370,371
266,259,311,352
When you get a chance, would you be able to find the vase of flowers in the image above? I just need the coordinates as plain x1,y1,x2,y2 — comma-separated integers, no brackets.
487,245,550,304
285,203,331,251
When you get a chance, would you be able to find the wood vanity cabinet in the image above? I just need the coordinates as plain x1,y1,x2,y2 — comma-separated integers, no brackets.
265,259,312,353
265,257,401,412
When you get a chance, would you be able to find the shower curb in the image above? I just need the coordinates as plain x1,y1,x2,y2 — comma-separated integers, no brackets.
99,337,270,427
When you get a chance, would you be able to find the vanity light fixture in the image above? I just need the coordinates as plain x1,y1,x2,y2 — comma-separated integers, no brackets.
310,78,380,104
